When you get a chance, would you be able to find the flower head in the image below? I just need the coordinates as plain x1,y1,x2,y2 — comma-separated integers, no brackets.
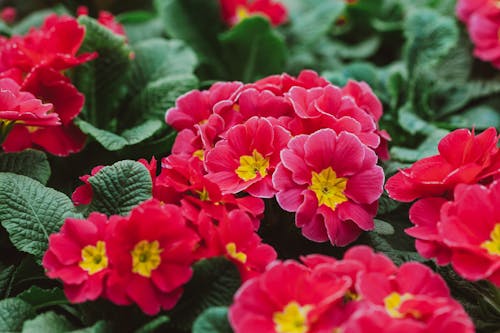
43,213,111,303
220,0,288,27
273,129,384,246
105,200,199,315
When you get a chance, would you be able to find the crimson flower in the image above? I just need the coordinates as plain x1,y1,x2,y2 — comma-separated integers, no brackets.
105,200,199,315
77,6,127,38
2,66,87,156
43,213,111,303
273,129,384,246
220,0,288,27
439,181,500,286
205,116,291,198
385,127,500,202
0,77,57,130
229,260,351,333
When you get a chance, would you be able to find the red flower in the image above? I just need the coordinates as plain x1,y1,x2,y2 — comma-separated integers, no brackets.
0,7,16,24
166,82,243,132
0,77,57,129
77,6,127,39
406,198,452,265
198,209,276,280
439,181,500,286
105,200,199,315
273,129,384,246
229,260,351,333
467,3,500,68
456,0,488,24
220,0,288,27
285,85,381,149
385,127,500,202
2,66,87,156
71,165,105,206
43,213,111,303
356,262,474,332
4,14,97,73
205,116,291,198
251,70,330,96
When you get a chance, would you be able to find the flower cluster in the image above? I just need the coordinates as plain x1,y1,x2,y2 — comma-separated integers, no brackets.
43,200,200,315
0,14,96,156
166,70,387,246
229,246,474,333
456,0,500,68
386,128,500,285
219,0,288,27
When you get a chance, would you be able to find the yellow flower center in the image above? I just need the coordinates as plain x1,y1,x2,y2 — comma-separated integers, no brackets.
384,292,417,318
235,149,269,181
481,224,500,256
196,187,210,201
131,240,162,278
79,241,108,275
344,290,360,302
308,167,348,210
273,301,312,333
225,242,247,263
236,6,251,23
193,149,204,161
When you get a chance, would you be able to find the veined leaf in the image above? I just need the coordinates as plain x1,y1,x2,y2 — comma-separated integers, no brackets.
0,298,35,332
0,173,74,261
193,307,232,333
0,150,50,185
22,312,74,333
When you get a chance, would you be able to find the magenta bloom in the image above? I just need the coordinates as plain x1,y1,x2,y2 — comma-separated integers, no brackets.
273,129,384,246
456,0,488,24
205,116,291,198
468,4,500,68
439,181,500,286
0,77,57,127
43,213,111,303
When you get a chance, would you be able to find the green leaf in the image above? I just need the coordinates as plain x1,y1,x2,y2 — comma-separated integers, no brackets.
397,103,435,135
331,36,381,60
0,173,74,261
154,0,224,66
73,16,132,129
134,316,170,333
220,16,286,82
404,9,458,79
448,105,500,130
87,160,152,216
70,321,110,333
77,119,164,151
128,74,199,122
18,287,67,311
167,257,241,331
22,312,74,333
0,298,35,332
117,11,165,44
193,307,232,333
0,265,14,299
283,0,346,45
390,128,449,162
373,219,396,235
0,150,50,185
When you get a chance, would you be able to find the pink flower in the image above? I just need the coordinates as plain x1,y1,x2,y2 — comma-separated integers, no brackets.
0,7,16,24
406,198,452,265
205,116,291,198
0,77,57,128
72,165,105,206
385,128,500,202
468,3,500,68
198,209,276,281
105,200,199,315
273,129,384,246
229,260,351,333
2,66,87,156
43,213,111,303
220,0,288,27
439,181,500,286
456,0,489,24
251,70,330,95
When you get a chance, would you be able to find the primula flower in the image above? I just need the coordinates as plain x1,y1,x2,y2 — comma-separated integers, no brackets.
251,70,330,96
273,129,384,246
356,262,474,332
43,213,111,303
0,77,57,131
468,3,500,68
2,67,87,156
205,116,291,198
106,200,199,315
72,165,105,206
198,209,276,280
456,0,489,24
385,127,500,202
0,7,16,24
2,14,97,73
220,0,288,27
229,260,351,333
439,181,500,286
406,198,452,265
